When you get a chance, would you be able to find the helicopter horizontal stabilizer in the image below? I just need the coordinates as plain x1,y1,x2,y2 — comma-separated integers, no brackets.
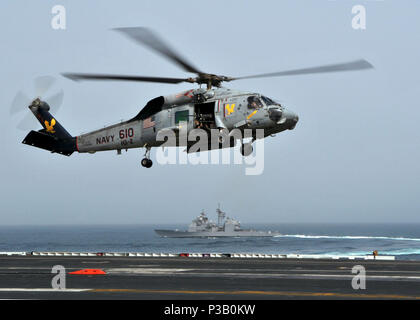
22,130,76,156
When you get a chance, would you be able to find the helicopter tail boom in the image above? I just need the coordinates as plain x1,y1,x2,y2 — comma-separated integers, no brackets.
21,99,77,156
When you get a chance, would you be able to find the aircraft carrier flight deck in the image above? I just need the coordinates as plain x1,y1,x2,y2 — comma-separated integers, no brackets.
1,253,420,300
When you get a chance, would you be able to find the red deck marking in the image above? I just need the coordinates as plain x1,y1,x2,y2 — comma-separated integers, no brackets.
68,269,106,275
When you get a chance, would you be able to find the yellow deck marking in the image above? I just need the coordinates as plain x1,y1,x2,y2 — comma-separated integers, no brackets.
89,289,420,299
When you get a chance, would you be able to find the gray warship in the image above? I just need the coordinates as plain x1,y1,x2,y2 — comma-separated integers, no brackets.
155,206,280,238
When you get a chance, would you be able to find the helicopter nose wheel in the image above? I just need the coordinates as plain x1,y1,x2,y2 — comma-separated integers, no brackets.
240,142,253,157
141,146,153,168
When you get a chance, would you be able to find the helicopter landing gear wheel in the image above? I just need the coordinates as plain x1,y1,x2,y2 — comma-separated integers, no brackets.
141,146,153,168
141,158,153,168
240,143,253,157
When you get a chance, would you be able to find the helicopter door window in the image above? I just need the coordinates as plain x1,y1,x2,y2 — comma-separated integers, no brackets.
175,110,189,124
247,96,263,109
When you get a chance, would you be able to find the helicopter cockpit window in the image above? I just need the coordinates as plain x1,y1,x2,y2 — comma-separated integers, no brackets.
261,96,281,107
247,96,264,109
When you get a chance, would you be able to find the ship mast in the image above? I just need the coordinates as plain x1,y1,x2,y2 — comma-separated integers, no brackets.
216,203,226,228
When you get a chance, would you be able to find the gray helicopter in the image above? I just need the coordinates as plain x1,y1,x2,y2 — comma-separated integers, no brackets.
21,27,373,168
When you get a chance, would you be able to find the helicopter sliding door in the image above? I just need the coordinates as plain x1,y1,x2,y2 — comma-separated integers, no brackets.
194,101,216,130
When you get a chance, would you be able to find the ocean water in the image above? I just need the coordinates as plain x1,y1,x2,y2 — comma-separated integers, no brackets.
0,224,420,260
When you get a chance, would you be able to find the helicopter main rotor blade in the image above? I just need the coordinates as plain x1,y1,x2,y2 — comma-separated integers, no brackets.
62,73,190,84
113,27,202,75
232,59,373,81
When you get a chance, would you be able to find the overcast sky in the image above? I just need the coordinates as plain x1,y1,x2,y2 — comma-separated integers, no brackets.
0,0,419,225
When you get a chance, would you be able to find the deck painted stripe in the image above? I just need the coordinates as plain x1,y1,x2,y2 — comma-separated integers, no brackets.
1,288,419,299
0,288,90,292
88,289,420,299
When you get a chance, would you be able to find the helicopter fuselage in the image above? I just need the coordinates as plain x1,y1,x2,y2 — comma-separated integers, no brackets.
75,87,299,154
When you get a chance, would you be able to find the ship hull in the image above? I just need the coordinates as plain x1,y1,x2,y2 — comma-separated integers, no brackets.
155,229,280,238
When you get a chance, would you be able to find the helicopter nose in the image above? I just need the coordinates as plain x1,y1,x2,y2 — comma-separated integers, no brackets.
282,108,299,129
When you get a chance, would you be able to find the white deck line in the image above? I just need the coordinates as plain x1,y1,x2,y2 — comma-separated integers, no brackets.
0,252,395,260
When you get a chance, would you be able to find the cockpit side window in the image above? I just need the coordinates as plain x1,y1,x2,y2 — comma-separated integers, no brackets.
261,96,281,107
247,96,264,109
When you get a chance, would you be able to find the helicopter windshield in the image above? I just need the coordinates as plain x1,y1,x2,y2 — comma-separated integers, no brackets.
247,96,264,109
261,96,281,107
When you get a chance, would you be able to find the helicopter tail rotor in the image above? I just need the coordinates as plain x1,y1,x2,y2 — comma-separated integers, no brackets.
11,76,64,131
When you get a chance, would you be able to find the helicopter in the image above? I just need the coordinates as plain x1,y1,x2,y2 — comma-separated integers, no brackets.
21,27,373,168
